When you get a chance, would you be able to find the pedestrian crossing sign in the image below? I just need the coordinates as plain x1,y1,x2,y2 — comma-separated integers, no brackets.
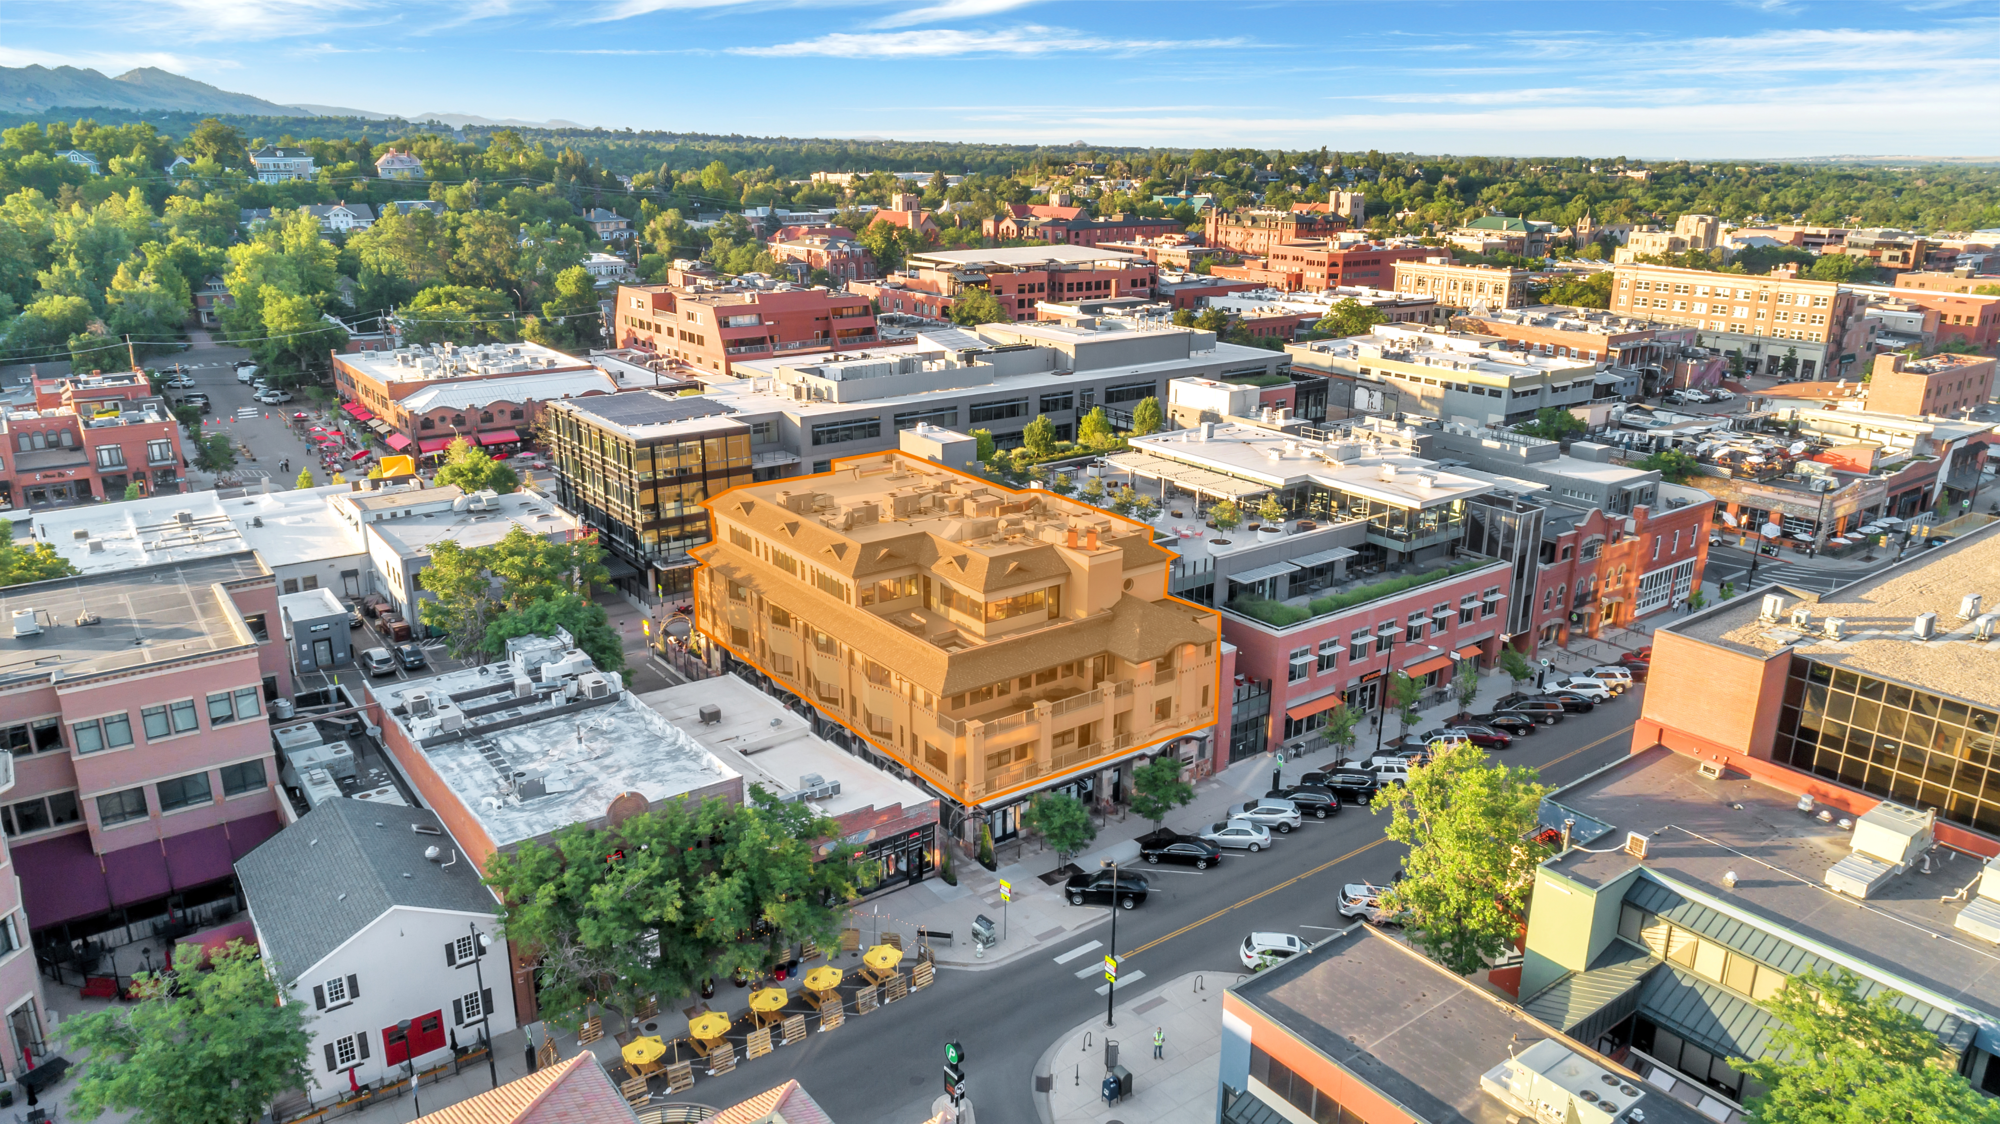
1103,955,1117,982
997,878,1011,903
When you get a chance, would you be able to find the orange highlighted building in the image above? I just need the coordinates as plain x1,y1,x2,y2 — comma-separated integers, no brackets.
692,451,1221,834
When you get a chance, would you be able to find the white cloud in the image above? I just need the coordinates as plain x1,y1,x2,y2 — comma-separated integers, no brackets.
0,45,241,73
731,25,1245,57
872,0,1042,29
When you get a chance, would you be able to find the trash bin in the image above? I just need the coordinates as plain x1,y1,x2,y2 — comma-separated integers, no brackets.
1111,1063,1133,1098
971,914,997,950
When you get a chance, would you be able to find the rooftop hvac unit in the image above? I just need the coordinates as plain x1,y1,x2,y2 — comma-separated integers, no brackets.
439,711,465,733
406,691,434,719
512,675,534,699
174,510,193,526
1915,612,1938,640
11,609,40,638
1962,594,1984,621
87,539,104,553
1759,593,1787,622
577,673,613,701
1976,614,2000,642
70,528,89,540
1623,832,1649,859
1826,802,1934,900
1823,617,1847,640
1790,606,1813,630
698,705,722,725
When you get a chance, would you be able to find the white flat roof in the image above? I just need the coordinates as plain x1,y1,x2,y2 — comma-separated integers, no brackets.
910,246,1144,268
367,492,580,558
26,484,364,573
638,678,931,822
1128,424,1492,508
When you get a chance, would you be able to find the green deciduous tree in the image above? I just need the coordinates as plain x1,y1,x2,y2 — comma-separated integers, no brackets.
1375,742,1551,975
970,428,996,463
294,467,315,489
66,942,312,1124
434,435,522,494
401,285,517,345
1637,447,1700,483
1498,646,1534,685
1210,498,1242,531
1129,755,1194,828
1453,658,1481,712
949,287,1006,327
1129,395,1163,436
1313,297,1389,337
1256,494,1287,525
122,482,143,501
1387,670,1424,739
193,432,236,473
1541,271,1614,309
418,526,612,662
1736,969,1999,1124
482,591,624,675
1077,406,1115,448
0,521,81,588
1022,413,1057,457
1023,791,1097,860
482,793,874,1031
1517,407,1585,442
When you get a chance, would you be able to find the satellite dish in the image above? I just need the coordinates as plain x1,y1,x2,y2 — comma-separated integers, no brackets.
1762,522,1784,538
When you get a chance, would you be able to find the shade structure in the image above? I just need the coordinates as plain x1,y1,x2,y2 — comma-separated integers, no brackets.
749,987,788,1013
477,429,520,446
418,436,454,455
802,965,842,992
348,448,370,461
862,945,903,971
385,432,412,451
1403,654,1454,678
688,1012,730,1040
621,1036,666,1065
1285,692,1345,722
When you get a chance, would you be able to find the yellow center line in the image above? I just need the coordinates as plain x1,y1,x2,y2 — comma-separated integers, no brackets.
1121,723,1634,961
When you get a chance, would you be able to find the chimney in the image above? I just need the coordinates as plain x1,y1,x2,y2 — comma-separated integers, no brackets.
1066,528,1079,548
1085,529,1099,550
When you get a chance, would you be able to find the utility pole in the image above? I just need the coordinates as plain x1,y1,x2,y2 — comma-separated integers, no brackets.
469,922,500,1088
125,334,137,372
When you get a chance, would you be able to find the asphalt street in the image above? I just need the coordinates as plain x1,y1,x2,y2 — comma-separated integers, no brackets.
666,691,1643,1124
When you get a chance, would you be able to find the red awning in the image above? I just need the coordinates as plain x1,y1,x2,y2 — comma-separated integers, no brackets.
164,824,234,890
103,840,172,907
477,428,520,446
14,831,110,928
341,402,376,421
418,436,455,454
1403,654,1454,678
385,432,412,451
1285,693,1346,723
348,448,370,461
1454,644,1484,660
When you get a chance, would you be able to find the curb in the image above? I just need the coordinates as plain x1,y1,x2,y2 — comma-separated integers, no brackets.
1029,970,1210,1124
928,910,1109,972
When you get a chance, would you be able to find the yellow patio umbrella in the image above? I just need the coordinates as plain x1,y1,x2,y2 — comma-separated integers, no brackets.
749,987,789,1013
803,965,843,993
621,1036,666,1066
863,945,904,972
689,1012,731,1041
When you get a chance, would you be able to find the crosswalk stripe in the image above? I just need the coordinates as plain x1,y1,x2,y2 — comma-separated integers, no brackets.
1094,969,1144,996
1073,962,1103,979
1051,940,1101,965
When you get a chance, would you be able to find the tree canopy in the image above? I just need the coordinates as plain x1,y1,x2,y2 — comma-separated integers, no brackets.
1313,297,1388,338
0,521,81,588
417,525,616,668
434,435,522,495
1516,407,1585,442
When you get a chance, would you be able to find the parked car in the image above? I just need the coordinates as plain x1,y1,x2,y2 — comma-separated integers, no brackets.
235,366,258,383
1065,869,1149,910
1265,785,1341,819
1136,828,1223,869
1201,819,1273,852
178,393,210,413
1338,883,1404,925
1369,759,1413,786
1412,729,1473,751
1240,932,1308,972
1709,388,1736,401
1539,690,1598,713
1493,698,1566,725
1548,677,1617,701
163,375,195,389
1588,665,1635,689
1616,656,1651,680
1481,713,1540,738
232,359,256,369
1225,800,1302,834
1420,724,1512,750
256,389,293,404
360,648,398,677
1298,768,1381,804
1622,646,1653,661
394,642,427,670
349,607,365,630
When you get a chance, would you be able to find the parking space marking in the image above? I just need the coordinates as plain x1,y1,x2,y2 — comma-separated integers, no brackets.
1051,940,1101,965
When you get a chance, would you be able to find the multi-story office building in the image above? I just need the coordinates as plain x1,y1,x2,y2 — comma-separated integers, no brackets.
1392,260,1532,310
1252,241,1431,292
1286,324,1604,425
1863,351,1996,418
612,279,883,376
1610,262,1857,378
692,452,1222,838
1204,208,1349,258
542,391,754,597
1,554,290,942
851,246,1158,325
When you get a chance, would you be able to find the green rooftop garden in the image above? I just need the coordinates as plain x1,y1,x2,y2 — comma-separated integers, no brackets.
1224,558,1496,628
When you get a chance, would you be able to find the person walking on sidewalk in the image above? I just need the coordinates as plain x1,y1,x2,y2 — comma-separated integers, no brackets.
1154,1026,1166,1059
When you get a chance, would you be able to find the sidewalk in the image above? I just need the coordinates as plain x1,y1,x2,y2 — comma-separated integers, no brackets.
1032,971,1222,1124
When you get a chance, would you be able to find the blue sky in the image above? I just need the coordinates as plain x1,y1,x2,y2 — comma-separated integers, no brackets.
6,0,1997,157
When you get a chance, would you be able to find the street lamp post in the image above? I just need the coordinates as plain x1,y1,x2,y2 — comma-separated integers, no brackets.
1102,858,1119,1029
397,1019,419,1117
1745,520,1783,586
469,922,500,1089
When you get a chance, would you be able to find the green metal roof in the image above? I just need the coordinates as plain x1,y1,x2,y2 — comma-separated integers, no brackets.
1626,876,1975,1051
1639,966,1786,1063
1523,939,1658,1032
1223,1089,1292,1124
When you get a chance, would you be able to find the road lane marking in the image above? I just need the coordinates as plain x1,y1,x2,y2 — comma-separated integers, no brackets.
1119,725,1634,961
1052,940,1101,965
1094,969,1144,995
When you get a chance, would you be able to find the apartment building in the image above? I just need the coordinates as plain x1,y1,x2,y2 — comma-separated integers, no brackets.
613,280,881,375
851,246,1158,325
692,452,1222,835
769,232,874,283
1205,209,1349,258
0,554,290,942
1286,324,1604,425
1854,282,2000,356
0,373,188,507
1865,351,1997,417
1610,263,1856,378
1234,240,1429,292
0,755,54,1087
1392,260,1532,310
1897,271,2000,295
543,392,754,598
332,341,609,457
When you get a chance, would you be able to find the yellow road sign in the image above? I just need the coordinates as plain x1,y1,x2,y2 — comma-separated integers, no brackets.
997,879,1012,902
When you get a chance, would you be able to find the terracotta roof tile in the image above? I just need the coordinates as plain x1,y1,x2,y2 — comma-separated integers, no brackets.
412,1056,638,1124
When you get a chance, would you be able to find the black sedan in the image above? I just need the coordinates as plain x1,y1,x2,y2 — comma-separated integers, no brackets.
1267,785,1342,819
1481,713,1540,738
1539,690,1597,714
1065,869,1149,909
395,642,427,670
1421,724,1512,750
1136,829,1224,869
1298,769,1381,804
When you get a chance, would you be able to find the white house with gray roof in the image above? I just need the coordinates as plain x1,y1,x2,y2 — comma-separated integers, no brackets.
234,799,515,1103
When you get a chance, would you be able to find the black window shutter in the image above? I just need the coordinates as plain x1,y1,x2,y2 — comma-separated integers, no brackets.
313,985,326,1010
357,1034,370,1061
346,973,359,999
452,998,463,1025
444,940,457,966
483,988,494,1019
324,1043,338,1072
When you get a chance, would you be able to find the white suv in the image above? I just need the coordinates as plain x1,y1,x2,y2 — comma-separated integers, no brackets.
1550,676,1617,701
1240,932,1308,972
1225,800,1303,834
1588,665,1634,689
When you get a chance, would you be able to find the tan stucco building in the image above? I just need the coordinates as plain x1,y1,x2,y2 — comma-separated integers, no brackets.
1391,261,1531,310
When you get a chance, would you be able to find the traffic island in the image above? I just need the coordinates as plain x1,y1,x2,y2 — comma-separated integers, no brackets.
1032,971,1225,1124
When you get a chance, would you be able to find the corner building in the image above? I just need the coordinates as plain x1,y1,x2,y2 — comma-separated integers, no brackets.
693,452,1221,835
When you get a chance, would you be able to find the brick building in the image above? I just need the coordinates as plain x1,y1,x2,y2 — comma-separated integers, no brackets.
1204,209,1348,258
1526,490,1713,648
0,755,55,1086
769,232,875,283
851,246,1157,325
1896,270,2000,294
1609,263,1856,378
1864,350,1997,417
331,341,615,458
985,211,1183,247
613,280,882,375
1,372,187,508
1391,260,1532,310
1252,241,1430,291
1858,283,2000,356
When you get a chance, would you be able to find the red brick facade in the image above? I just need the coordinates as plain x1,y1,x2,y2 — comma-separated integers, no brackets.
1527,499,1715,649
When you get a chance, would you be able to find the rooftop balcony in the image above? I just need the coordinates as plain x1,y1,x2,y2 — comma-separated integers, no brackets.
1223,553,1506,630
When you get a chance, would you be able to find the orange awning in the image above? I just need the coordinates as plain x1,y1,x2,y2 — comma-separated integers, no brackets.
1285,693,1346,722
1403,654,1454,678
1454,644,1484,660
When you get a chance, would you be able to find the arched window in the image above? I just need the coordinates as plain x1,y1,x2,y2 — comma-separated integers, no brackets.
451,414,466,428
510,409,524,420
480,411,494,424
420,418,434,430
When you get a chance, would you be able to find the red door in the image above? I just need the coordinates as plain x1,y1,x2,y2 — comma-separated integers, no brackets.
382,1011,446,1066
